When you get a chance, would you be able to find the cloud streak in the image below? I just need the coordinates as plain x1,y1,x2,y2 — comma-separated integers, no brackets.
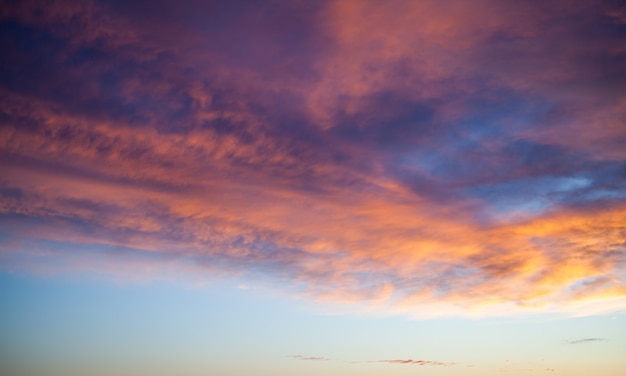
288,355,331,361
1,0,625,318
567,338,605,345
376,359,454,366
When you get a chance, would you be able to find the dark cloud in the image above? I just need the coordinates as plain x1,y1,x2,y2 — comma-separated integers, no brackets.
376,359,454,366
567,338,605,345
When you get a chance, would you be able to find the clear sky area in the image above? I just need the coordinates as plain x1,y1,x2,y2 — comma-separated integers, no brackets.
1,1,625,375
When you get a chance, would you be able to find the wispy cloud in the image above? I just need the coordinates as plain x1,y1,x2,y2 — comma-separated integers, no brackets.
567,338,605,345
288,355,331,361
376,359,454,366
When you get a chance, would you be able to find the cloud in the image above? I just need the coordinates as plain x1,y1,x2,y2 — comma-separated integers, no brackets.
1,0,625,318
376,359,454,366
288,355,331,361
567,338,605,345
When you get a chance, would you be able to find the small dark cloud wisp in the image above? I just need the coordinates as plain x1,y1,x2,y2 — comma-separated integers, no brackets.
377,359,454,366
567,338,605,345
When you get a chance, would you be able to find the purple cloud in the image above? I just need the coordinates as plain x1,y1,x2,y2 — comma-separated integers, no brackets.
1,0,625,318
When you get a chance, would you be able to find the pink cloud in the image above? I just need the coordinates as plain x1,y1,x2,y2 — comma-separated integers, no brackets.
1,0,625,318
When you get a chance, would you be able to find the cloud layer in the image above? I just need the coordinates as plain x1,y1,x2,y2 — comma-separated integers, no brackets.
1,0,625,317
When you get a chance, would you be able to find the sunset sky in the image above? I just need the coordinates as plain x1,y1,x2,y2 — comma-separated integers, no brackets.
1,0,625,375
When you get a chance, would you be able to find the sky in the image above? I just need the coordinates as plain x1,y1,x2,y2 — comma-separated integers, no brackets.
0,0,625,375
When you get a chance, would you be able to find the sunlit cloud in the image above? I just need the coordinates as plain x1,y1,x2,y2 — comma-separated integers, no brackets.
1,0,625,318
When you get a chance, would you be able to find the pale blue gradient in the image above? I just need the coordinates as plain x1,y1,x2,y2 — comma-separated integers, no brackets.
2,272,625,376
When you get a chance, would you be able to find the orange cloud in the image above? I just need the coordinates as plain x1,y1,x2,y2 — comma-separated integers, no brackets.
1,0,625,318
